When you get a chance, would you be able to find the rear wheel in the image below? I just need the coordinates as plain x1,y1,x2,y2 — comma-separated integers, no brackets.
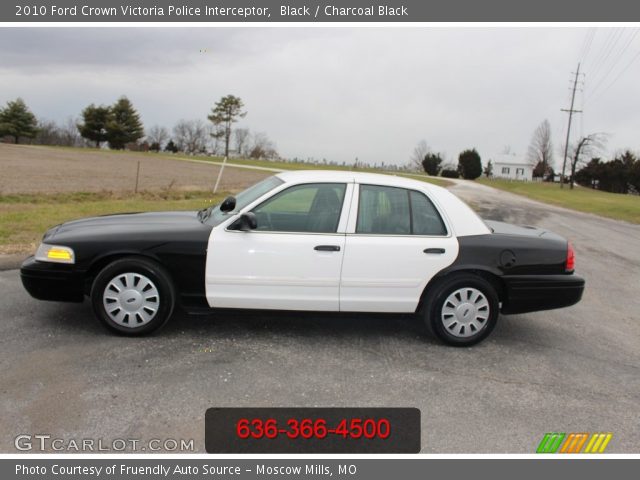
424,273,499,346
91,257,175,335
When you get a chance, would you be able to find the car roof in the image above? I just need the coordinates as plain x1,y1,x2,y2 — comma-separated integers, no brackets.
275,169,443,192
274,169,490,237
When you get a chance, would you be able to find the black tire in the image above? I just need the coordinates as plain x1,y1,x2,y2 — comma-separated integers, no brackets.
90,257,175,336
424,273,499,346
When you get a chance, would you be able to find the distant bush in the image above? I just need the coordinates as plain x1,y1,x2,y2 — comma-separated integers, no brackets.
458,148,483,180
421,152,443,176
441,169,460,179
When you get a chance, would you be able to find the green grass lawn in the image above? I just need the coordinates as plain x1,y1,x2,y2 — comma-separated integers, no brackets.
477,178,640,224
0,190,227,254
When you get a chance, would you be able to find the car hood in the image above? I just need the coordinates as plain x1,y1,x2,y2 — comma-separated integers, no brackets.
59,211,198,231
45,211,206,243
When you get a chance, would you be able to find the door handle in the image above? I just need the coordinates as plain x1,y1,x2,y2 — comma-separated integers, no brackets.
314,245,341,252
423,248,445,254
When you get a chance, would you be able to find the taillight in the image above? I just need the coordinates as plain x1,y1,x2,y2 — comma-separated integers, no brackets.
565,242,575,272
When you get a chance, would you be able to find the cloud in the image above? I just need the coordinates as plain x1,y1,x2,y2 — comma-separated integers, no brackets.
0,27,638,166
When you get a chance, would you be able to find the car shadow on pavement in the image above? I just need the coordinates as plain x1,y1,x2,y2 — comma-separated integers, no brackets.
37,300,444,344
165,308,432,342
34,300,553,349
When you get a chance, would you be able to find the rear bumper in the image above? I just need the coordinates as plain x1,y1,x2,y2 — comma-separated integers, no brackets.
20,256,85,303
501,274,585,315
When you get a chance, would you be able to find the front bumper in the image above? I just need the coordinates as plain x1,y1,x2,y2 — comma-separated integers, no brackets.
501,274,585,315
20,256,85,303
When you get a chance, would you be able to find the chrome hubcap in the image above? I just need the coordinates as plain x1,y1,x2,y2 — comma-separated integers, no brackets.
441,287,489,338
103,273,159,327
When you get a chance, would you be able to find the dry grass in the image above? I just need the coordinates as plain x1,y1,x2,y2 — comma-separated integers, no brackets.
0,143,270,194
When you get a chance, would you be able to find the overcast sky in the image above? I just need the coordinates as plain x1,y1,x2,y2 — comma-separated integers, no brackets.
1,27,639,167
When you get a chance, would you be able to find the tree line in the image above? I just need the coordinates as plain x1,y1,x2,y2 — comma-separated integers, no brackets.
410,119,638,195
0,95,279,159
410,140,483,180
575,151,640,194
4,96,637,193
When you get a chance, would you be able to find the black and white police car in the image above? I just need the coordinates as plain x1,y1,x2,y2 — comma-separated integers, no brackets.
21,171,584,346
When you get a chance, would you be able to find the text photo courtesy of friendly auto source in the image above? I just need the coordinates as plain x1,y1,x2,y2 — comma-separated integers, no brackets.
0,25,639,454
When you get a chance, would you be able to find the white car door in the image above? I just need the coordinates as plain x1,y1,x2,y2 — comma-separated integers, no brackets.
340,184,459,313
206,182,353,311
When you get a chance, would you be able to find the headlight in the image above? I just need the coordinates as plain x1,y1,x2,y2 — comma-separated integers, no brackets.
35,244,75,264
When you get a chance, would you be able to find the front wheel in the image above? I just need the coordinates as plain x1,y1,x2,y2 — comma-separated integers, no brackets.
424,274,499,346
91,257,175,335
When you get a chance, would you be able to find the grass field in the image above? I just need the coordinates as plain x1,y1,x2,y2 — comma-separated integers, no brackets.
477,178,640,224
0,190,226,254
0,144,270,194
26,144,453,188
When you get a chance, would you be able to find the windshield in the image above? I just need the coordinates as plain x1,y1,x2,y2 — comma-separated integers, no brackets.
200,175,284,226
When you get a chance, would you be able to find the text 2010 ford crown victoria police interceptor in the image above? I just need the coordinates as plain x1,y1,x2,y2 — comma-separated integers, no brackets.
21,171,584,346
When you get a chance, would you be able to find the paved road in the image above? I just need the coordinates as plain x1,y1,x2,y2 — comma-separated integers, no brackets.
1,181,638,453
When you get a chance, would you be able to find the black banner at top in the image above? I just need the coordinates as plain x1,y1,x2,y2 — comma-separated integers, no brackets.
4,0,640,23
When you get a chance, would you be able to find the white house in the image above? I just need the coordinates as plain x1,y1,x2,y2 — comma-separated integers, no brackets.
491,154,533,181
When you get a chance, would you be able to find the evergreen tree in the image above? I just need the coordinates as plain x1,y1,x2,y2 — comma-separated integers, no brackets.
421,152,443,175
164,139,179,153
0,98,38,144
208,95,246,158
106,96,144,150
457,148,483,180
77,104,111,148
483,159,493,178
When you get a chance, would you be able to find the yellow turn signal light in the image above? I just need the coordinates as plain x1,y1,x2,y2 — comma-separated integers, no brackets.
35,244,75,264
47,248,73,260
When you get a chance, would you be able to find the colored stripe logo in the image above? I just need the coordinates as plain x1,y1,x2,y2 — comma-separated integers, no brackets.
536,432,612,453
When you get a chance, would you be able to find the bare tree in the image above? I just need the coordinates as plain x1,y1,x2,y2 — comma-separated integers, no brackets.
234,127,250,157
34,119,60,145
249,132,278,159
34,117,84,147
173,119,209,154
526,120,554,177
60,117,84,146
569,133,607,189
147,125,169,151
410,140,430,170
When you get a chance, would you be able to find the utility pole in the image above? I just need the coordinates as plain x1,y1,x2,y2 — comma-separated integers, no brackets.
560,63,583,188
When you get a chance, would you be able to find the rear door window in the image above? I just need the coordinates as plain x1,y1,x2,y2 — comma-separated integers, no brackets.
356,184,447,236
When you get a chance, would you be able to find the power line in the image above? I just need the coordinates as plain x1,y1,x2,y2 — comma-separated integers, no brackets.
579,28,596,65
588,28,625,84
587,28,618,72
588,48,640,105
586,28,639,102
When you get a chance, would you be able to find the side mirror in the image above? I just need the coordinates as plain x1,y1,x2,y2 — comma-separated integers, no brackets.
220,196,236,213
233,212,257,231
